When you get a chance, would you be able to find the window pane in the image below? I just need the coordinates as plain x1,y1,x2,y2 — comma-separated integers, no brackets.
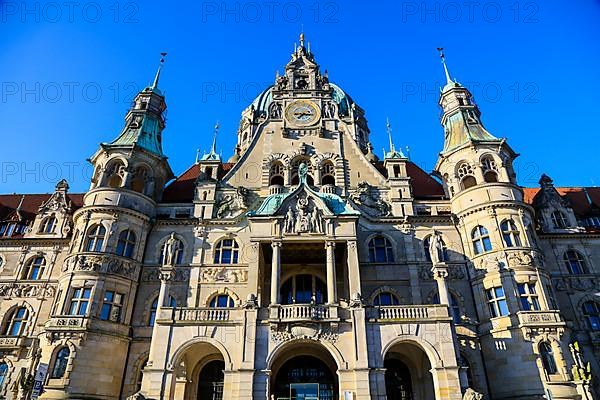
494,287,505,298
82,288,92,299
78,301,88,315
483,238,492,251
100,304,111,320
498,299,509,316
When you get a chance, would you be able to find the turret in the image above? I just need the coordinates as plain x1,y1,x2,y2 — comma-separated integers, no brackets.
382,119,414,216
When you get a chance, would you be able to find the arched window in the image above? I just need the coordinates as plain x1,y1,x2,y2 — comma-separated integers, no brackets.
472,226,492,254
457,163,477,189
149,296,176,326
433,293,462,324
551,211,568,229
51,347,70,379
160,238,184,265
3,307,28,336
373,292,400,306
106,161,125,188
291,158,314,185
281,274,327,305
582,301,600,331
116,230,136,258
85,224,106,252
564,250,588,274
0,362,8,390
501,220,522,247
539,342,558,375
209,294,235,308
321,161,336,185
368,236,394,263
131,166,150,194
40,216,57,233
22,256,46,280
481,156,498,183
424,235,448,262
213,239,239,264
269,162,285,186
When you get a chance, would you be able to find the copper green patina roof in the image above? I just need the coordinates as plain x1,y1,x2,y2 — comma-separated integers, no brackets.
106,113,165,156
442,111,499,153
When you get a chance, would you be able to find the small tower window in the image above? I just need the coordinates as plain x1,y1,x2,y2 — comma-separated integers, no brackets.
321,161,335,185
116,230,136,258
500,220,522,247
131,166,150,194
269,162,285,186
481,156,498,183
85,224,106,252
564,250,588,274
551,211,569,229
472,225,492,254
0,363,8,390
68,288,92,316
106,161,126,188
486,286,509,317
457,162,477,189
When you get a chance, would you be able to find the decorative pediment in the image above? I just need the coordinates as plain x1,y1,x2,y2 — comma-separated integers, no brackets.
38,179,72,214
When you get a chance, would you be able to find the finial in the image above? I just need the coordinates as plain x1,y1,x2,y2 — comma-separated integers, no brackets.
152,52,168,89
307,41,311,53
210,121,220,155
195,148,201,164
300,32,305,47
436,47,453,85
386,117,395,153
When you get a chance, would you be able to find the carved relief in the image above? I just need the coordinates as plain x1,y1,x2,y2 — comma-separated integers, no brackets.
350,182,391,217
270,323,338,344
419,265,465,280
0,283,56,298
554,277,597,292
200,267,248,283
214,187,251,218
140,267,190,282
507,250,534,268
67,254,139,280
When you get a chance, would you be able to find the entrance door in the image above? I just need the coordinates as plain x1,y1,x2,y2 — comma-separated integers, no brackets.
197,360,224,400
384,359,413,400
273,355,337,400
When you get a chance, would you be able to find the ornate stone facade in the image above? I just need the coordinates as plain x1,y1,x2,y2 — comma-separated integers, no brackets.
0,37,599,400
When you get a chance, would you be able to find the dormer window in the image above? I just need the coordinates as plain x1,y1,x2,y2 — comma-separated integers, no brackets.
551,211,569,229
40,216,57,234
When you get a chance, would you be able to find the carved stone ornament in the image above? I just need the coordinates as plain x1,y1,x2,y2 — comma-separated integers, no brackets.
0,283,56,298
350,181,391,217
462,388,484,400
554,277,597,292
141,267,190,282
283,194,325,235
270,323,339,344
475,254,504,272
507,250,534,268
200,267,248,283
428,230,445,265
214,187,252,219
162,232,180,266
69,254,138,279
419,265,465,280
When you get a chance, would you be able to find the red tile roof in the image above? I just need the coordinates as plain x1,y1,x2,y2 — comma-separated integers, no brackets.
523,187,600,216
0,193,84,221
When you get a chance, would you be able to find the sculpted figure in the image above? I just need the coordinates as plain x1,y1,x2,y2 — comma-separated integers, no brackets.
428,230,445,264
163,232,180,266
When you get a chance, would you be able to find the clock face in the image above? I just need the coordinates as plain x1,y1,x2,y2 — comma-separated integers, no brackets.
285,100,320,126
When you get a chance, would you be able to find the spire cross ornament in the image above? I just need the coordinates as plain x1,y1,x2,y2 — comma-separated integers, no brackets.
210,121,220,155
386,117,395,153
437,47,453,85
152,52,168,89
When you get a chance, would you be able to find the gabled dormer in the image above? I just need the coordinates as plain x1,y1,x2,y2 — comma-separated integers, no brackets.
28,179,74,238
532,174,582,233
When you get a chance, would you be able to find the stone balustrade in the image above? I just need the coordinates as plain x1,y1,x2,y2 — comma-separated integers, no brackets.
369,305,450,322
269,304,338,322
176,307,231,322
517,310,564,327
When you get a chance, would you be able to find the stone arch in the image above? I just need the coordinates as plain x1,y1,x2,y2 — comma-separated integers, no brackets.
532,334,567,379
0,356,15,397
169,337,232,371
103,157,129,188
266,338,347,372
125,350,150,396
142,290,160,326
47,339,77,381
202,287,241,307
129,161,154,195
575,294,599,329
382,336,443,369
368,285,404,305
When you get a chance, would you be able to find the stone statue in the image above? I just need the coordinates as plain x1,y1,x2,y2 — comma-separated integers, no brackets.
428,230,445,264
269,102,282,119
462,388,483,400
163,232,180,266
298,163,308,184
284,206,295,233
311,206,323,233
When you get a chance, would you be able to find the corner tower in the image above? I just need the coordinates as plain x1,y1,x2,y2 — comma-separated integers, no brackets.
433,50,583,399
40,55,173,399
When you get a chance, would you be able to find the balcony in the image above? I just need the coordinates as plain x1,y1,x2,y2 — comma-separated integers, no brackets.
516,311,564,328
269,304,339,323
368,305,450,322
156,307,242,325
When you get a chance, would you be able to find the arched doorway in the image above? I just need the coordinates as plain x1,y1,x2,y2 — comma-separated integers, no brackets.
385,359,413,400
197,360,224,400
273,355,337,400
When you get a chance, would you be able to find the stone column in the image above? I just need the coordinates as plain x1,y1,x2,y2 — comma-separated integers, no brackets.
158,265,174,307
270,241,281,305
325,241,337,304
346,240,362,301
432,263,450,305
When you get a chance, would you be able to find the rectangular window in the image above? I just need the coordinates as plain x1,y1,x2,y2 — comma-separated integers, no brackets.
546,285,558,310
68,288,92,316
518,283,540,311
100,290,124,322
486,286,509,318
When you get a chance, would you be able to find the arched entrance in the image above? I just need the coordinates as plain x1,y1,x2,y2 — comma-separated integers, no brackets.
197,360,224,400
273,355,336,400
384,342,435,400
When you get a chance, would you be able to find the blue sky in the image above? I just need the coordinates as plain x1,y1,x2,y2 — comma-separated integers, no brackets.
1,0,599,194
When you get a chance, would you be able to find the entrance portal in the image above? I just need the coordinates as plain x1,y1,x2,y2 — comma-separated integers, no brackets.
197,360,224,400
384,359,413,400
273,355,337,400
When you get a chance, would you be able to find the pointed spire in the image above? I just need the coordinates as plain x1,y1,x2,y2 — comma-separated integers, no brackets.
386,117,395,153
199,121,222,162
210,121,220,155
300,31,305,48
437,47,453,86
151,52,168,90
